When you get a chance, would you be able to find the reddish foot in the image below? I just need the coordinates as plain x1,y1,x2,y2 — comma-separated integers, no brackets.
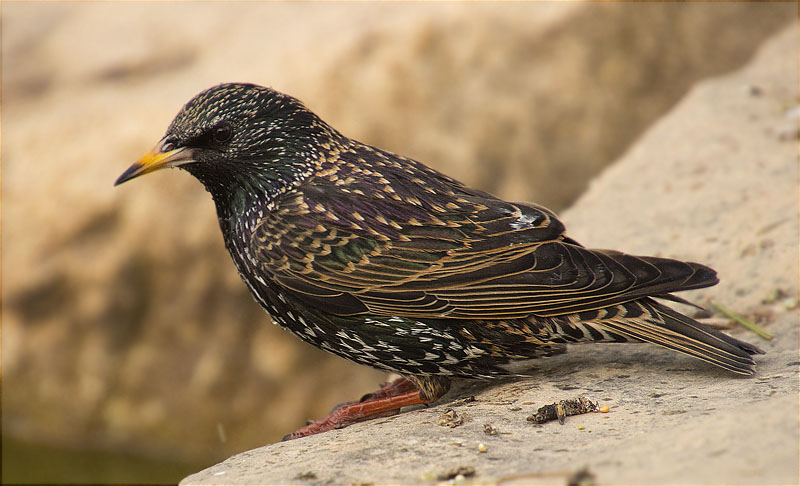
359,376,418,401
283,378,425,440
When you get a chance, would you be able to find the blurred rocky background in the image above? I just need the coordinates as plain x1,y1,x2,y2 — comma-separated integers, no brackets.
2,2,795,483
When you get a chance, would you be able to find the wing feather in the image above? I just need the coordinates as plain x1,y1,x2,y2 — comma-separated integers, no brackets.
250,182,717,319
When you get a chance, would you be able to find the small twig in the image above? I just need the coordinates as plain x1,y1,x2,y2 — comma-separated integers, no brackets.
710,301,774,340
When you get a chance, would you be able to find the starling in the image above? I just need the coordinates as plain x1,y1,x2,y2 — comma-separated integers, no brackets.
116,83,763,440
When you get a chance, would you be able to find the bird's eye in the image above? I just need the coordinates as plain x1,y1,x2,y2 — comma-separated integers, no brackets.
212,123,233,144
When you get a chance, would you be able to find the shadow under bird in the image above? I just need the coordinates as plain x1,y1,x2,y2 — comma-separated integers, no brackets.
116,83,763,440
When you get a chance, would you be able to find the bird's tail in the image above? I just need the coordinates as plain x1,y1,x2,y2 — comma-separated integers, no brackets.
567,298,765,375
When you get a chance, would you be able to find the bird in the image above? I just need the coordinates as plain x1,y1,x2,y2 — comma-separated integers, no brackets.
116,83,764,440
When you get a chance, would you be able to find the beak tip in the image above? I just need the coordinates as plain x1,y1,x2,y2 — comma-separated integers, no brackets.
115,144,193,187
114,163,143,187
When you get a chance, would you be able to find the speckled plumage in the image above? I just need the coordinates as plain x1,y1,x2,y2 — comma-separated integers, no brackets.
117,83,763,419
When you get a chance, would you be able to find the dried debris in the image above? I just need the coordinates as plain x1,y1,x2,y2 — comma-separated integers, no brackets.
452,396,476,406
438,408,464,428
567,467,597,486
436,466,476,481
497,466,596,486
762,288,786,304
711,301,774,340
483,423,499,435
294,471,317,480
526,397,599,424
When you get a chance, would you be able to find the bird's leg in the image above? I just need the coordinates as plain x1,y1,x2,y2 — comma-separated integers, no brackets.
282,378,425,441
359,376,418,401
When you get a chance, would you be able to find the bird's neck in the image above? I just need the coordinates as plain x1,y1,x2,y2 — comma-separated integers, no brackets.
206,172,288,248
211,181,275,304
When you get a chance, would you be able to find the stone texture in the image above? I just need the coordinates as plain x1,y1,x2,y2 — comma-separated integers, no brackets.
181,24,799,485
2,0,795,469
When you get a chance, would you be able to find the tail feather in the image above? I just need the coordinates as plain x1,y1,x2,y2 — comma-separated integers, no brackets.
590,299,764,375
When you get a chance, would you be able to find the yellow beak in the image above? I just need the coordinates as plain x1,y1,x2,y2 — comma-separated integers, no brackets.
115,139,195,186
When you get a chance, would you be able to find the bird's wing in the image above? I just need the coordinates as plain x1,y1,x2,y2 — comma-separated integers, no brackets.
250,185,716,319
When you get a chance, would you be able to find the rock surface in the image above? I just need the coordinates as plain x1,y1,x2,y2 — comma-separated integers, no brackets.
181,25,799,485
2,0,795,470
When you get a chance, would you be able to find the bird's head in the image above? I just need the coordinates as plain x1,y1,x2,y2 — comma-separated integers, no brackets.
116,83,334,205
